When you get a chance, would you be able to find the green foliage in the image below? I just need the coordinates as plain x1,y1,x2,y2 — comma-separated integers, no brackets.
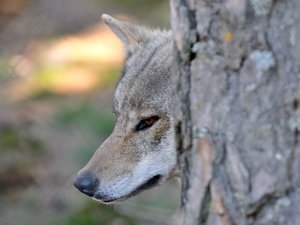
98,67,120,88
28,64,119,99
52,201,138,225
53,102,115,164
0,59,13,81
0,126,44,155
55,102,115,136
27,138,44,155
72,143,98,165
0,127,20,149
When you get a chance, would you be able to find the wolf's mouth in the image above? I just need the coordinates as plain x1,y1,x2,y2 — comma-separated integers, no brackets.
94,175,163,203
129,174,162,197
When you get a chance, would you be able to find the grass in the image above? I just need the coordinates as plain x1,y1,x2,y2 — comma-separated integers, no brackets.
50,201,139,225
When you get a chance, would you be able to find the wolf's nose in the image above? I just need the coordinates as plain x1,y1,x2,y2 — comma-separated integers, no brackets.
74,172,99,197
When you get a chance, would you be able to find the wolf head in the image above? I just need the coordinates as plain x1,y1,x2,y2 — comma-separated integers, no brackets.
74,15,176,203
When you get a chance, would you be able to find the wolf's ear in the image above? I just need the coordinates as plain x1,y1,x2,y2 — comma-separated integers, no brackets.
102,14,152,56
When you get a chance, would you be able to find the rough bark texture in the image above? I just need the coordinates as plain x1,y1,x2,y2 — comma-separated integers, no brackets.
170,1,300,225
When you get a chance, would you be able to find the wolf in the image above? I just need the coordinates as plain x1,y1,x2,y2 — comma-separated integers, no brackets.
74,14,177,204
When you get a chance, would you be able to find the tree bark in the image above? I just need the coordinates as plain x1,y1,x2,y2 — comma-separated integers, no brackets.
170,1,300,225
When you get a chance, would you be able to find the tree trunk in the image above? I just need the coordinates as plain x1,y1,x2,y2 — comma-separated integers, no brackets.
170,1,300,225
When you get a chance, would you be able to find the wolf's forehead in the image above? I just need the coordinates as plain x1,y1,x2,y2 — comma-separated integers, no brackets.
113,38,173,114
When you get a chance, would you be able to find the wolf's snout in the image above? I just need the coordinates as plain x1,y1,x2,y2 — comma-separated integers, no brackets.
74,172,99,197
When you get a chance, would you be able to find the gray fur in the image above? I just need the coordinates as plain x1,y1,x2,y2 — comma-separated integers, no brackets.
75,15,177,203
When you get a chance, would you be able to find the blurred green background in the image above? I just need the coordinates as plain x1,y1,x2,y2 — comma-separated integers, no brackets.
0,1,179,225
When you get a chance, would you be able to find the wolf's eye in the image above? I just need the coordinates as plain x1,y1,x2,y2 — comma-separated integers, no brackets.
135,116,159,131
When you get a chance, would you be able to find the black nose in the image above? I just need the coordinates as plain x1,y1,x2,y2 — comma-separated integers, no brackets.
74,172,99,197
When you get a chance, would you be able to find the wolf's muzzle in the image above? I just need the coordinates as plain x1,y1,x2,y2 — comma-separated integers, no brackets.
74,172,99,197
93,174,163,203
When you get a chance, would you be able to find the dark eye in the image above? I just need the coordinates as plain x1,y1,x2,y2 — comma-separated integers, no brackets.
135,116,160,131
